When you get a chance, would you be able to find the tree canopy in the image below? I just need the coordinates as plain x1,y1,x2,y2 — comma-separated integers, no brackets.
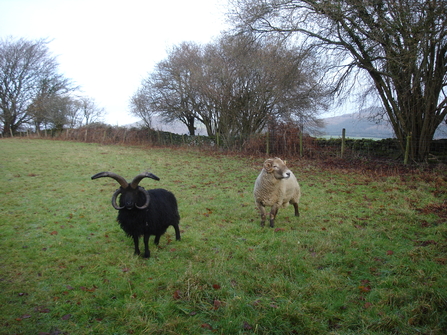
131,35,329,144
0,37,78,135
230,0,447,161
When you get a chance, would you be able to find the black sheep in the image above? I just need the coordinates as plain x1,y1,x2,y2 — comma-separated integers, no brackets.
91,171,180,258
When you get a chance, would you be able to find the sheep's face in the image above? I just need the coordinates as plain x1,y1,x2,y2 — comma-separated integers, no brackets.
264,158,291,180
116,186,150,210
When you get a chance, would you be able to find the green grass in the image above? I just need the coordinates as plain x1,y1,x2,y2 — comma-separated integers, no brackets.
1,138,447,334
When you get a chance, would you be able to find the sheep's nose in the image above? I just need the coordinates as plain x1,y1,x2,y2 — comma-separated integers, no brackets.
285,172,291,178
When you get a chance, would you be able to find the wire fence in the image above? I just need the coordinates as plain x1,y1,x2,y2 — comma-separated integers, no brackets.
5,124,447,164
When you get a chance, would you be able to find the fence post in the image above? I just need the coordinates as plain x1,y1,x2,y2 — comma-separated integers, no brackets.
404,133,411,165
341,128,346,158
299,131,303,157
266,130,270,156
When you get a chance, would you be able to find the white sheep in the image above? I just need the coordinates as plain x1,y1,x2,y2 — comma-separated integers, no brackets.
253,157,301,227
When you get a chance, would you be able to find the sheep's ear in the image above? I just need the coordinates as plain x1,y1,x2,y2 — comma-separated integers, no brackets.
263,159,274,173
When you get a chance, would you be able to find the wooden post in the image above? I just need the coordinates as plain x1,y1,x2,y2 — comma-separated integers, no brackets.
341,128,346,158
123,129,127,143
299,131,303,158
266,130,270,156
404,133,411,165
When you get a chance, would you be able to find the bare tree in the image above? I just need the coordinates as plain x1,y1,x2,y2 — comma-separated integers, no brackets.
76,96,104,126
131,42,203,135
230,0,447,161
199,34,329,142
133,36,329,142
0,37,74,135
129,87,155,128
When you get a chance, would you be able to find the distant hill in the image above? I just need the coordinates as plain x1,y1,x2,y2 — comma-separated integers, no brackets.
321,112,394,139
321,112,447,139
125,112,447,139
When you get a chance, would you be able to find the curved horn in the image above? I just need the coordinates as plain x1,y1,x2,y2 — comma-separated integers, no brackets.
130,172,160,189
91,172,128,188
111,189,125,210
135,188,150,209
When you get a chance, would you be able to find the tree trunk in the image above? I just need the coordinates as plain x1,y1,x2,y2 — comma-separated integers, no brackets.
186,115,195,136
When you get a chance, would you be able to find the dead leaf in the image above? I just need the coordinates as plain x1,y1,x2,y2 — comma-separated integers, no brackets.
364,302,373,309
201,323,213,330
213,299,222,310
173,290,182,300
243,321,253,330
358,285,371,293
414,240,437,247
61,314,71,320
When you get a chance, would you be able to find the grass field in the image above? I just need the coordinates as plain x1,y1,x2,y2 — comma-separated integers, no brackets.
1,138,446,334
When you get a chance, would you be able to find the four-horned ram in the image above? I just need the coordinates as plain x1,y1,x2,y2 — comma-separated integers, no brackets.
91,171,180,258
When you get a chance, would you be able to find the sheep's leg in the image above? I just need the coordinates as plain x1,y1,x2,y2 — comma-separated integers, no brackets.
154,235,161,245
173,224,181,241
132,235,141,255
269,206,279,228
293,202,300,217
143,234,150,258
256,201,267,227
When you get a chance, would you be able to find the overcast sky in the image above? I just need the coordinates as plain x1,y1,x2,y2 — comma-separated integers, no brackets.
0,0,229,125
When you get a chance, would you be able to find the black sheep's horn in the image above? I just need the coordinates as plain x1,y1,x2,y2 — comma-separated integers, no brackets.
130,172,160,189
111,189,125,210
91,172,128,189
135,188,150,209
